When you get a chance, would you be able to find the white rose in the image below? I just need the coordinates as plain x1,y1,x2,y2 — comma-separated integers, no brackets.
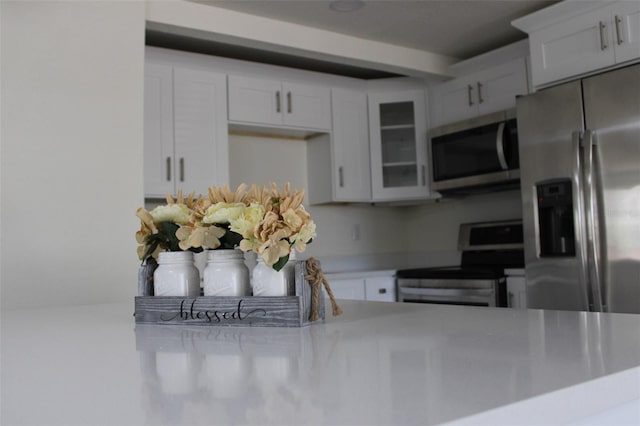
203,202,246,225
229,203,265,238
149,204,191,225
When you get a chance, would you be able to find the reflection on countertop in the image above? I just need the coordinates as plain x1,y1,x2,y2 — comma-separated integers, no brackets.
2,301,639,425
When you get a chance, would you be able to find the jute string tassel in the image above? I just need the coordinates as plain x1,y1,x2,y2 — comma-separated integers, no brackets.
305,257,343,321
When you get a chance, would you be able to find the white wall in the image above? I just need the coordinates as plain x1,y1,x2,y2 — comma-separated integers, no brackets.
405,190,523,253
0,1,145,309
228,133,522,268
228,134,411,260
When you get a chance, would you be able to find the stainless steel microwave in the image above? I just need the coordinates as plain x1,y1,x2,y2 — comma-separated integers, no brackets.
429,109,520,194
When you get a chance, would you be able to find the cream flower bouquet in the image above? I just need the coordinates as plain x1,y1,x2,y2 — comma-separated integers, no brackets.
136,183,316,272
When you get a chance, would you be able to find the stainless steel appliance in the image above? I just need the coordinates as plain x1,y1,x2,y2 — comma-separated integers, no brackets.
396,220,523,307
516,64,640,314
429,109,520,194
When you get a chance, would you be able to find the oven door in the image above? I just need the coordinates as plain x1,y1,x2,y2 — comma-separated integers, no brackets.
397,278,505,307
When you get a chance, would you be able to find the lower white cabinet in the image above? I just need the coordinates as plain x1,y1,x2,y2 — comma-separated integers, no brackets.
364,277,396,302
506,275,527,309
328,278,367,301
327,274,396,302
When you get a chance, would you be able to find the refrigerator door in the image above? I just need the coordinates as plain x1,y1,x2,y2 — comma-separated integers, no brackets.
582,64,640,314
516,81,590,311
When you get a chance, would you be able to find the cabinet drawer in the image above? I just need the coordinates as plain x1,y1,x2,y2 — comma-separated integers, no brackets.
365,277,396,302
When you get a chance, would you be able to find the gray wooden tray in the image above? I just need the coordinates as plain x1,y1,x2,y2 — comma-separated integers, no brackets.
134,261,325,327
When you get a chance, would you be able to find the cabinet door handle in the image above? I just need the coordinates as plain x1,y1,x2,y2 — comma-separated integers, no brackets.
599,21,608,50
378,288,387,294
421,165,426,186
276,91,281,113
287,91,292,113
477,82,484,104
179,158,185,182
615,15,623,45
338,166,344,187
467,84,474,106
166,157,171,181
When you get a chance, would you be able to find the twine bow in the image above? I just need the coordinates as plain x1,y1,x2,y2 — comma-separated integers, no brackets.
305,257,343,321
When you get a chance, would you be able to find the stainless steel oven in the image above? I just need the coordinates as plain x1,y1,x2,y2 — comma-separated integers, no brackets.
397,220,524,307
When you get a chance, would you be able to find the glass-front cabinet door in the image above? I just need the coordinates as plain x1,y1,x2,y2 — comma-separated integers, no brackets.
368,90,430,201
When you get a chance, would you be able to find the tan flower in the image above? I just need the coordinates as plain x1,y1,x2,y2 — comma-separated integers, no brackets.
166,189,200,209
208,183,248,204
291,220,316,253
136,208,160,260
258,233,292,267
176,224,225,251
256,211,293,243
135,208,157,242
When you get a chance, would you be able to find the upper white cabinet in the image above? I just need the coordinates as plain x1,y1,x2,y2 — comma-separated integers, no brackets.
429,57,528,127
144,62,229,198
228,75,331,130
368,90,430,201
513,0,640,87
308,88,371,204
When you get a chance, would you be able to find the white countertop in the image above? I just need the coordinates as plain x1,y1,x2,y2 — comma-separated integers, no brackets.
2,301,640,425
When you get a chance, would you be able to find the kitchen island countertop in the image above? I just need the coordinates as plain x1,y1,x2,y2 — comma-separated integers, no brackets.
2,300,639,425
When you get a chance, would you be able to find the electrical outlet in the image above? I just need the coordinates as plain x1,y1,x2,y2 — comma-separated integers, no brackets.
352,224,361,241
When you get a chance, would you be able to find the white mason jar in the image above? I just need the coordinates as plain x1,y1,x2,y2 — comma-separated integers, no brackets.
203,249,250,296
252,251,296,296
153,251,200,297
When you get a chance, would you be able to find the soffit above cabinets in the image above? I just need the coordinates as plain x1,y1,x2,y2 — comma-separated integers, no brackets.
193,0,558,58
148,1,559,80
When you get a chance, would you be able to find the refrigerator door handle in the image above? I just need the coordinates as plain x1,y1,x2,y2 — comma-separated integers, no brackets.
573,130,592,310
496,122,508,170
583,130,605,312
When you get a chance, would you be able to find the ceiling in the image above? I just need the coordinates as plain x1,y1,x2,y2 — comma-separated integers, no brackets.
149,0,558,79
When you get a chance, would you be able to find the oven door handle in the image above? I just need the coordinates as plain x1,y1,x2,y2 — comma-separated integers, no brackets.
398,287,496,306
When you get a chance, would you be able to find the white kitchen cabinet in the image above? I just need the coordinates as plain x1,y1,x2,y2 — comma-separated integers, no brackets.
368,90,430,201
228,75,331,130
506,271,527,309
308,88,371,204
364,276,396,302
327,275,396,302
429,57,528,127
514,0,640,87
328,278,367,301
144,63,229,198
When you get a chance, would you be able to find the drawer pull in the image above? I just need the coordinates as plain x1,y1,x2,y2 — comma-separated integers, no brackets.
378,288,387,294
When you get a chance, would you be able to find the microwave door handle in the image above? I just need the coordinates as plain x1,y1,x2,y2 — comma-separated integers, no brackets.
495,122,508,170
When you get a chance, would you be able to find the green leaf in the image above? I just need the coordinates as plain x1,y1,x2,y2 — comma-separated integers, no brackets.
160,222,181,251
272,254,289,272
220,230,243,249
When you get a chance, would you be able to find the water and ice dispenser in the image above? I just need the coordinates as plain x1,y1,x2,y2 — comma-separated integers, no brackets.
536,180,576,257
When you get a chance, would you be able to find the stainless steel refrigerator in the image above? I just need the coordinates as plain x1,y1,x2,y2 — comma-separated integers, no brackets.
516,64,640,314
